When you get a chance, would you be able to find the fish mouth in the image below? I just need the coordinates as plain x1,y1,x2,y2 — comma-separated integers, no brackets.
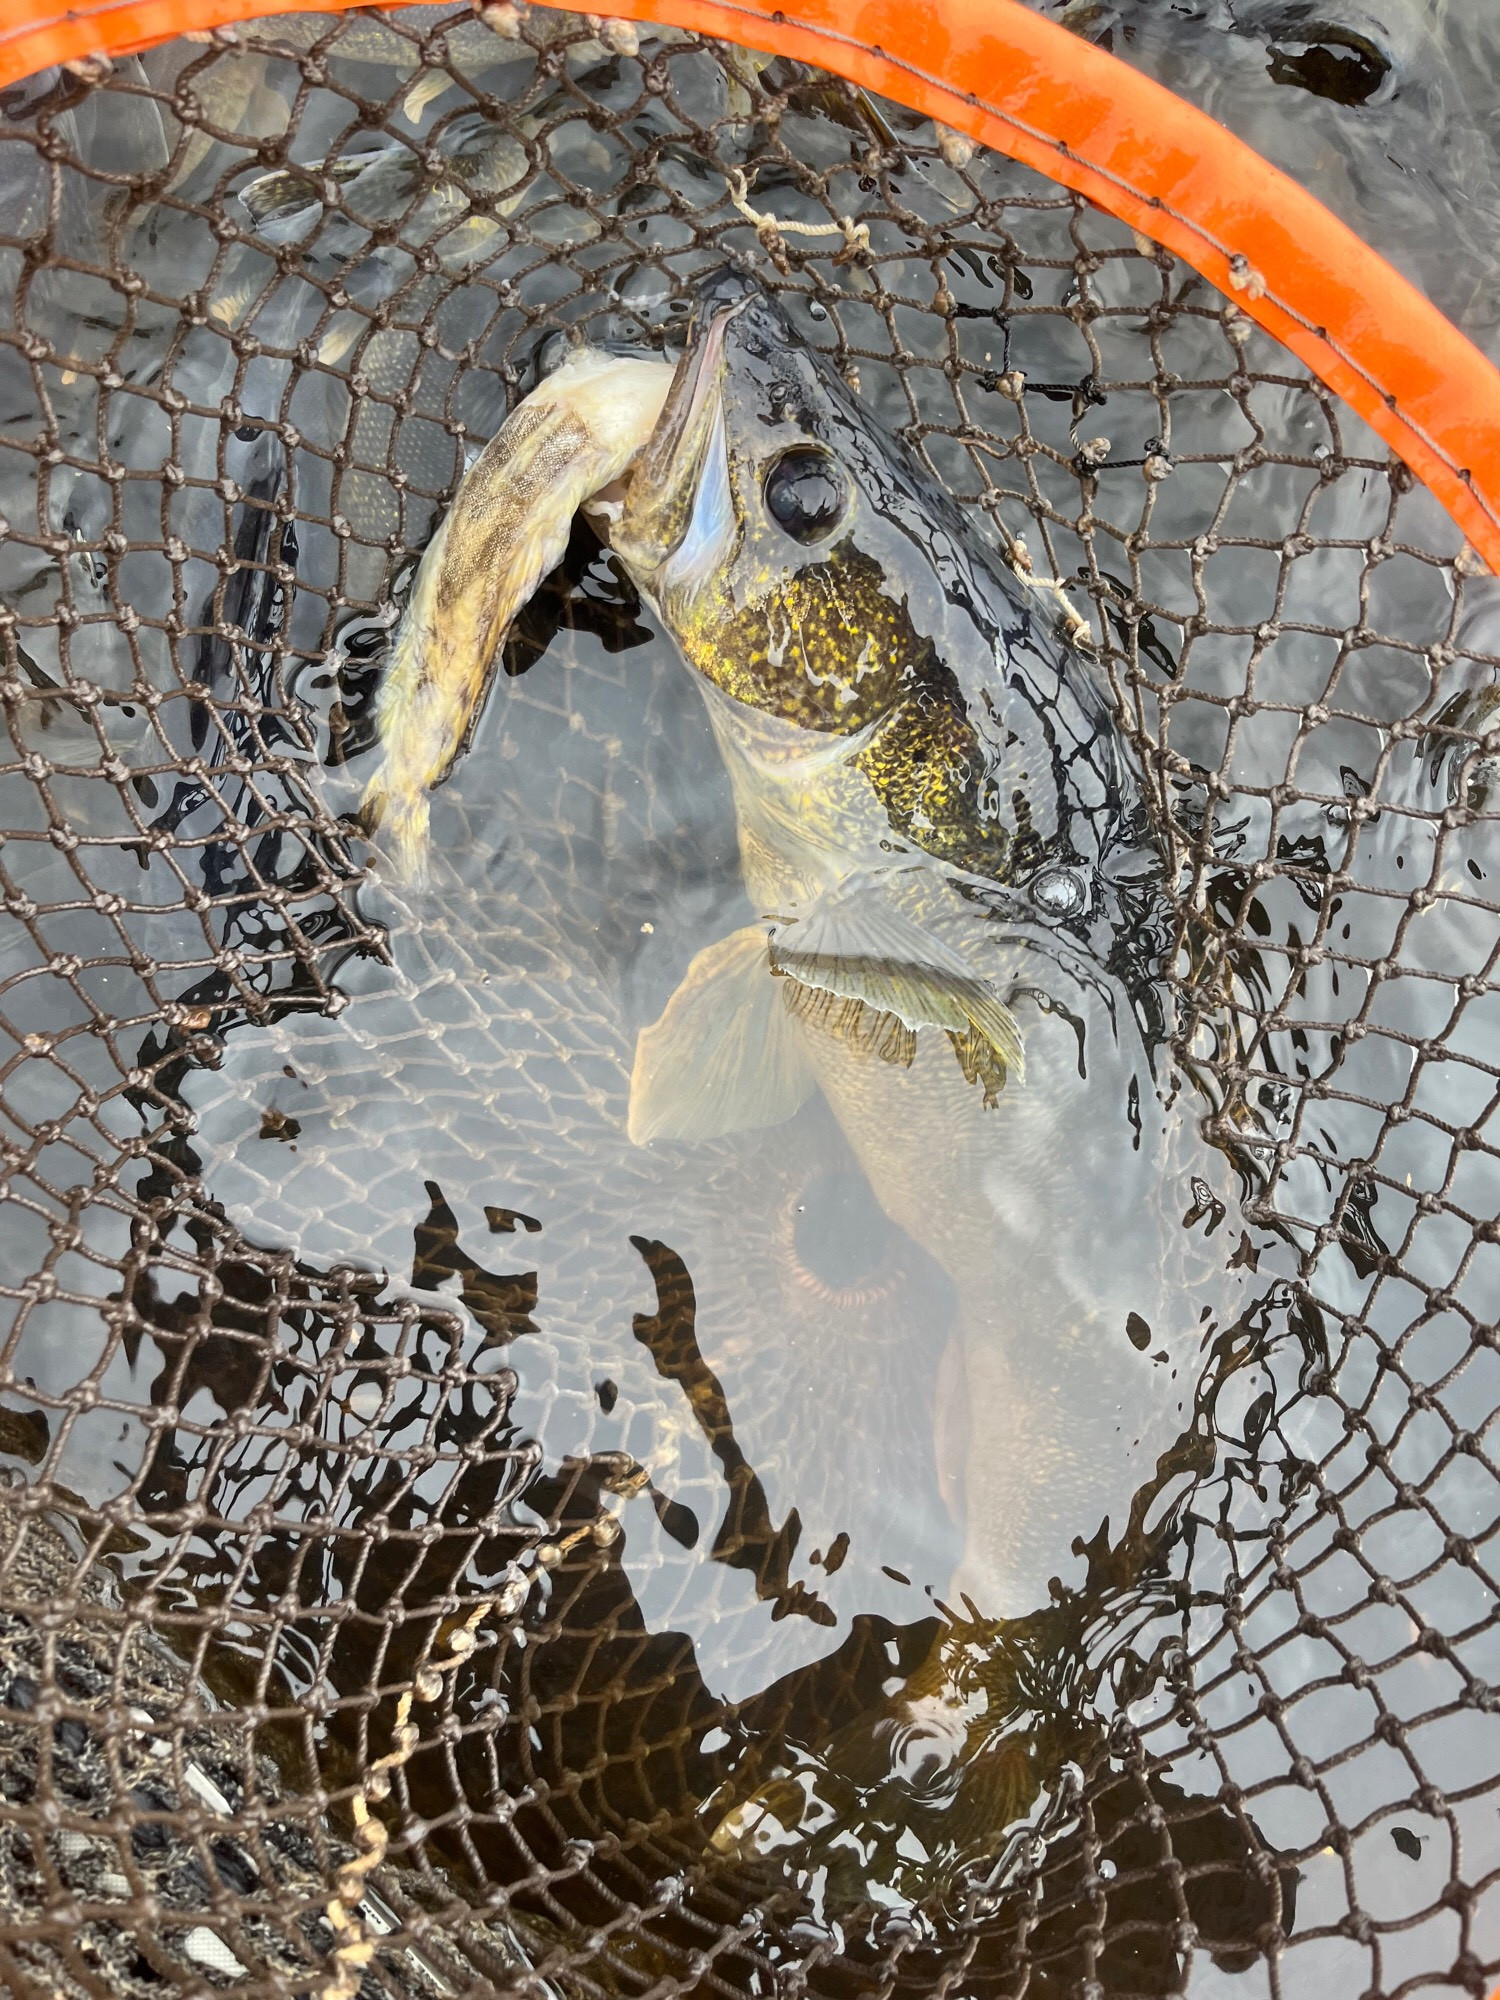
667,297,742,469
615,296,748,582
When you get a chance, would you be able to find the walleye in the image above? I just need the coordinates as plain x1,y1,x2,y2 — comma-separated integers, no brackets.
608,274,1234,1624
362,345,674,876
595,275,1278,1869
367,272,1258,1623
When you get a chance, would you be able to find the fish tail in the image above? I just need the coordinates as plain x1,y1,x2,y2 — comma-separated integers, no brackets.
359,766,430,888
385,789,434,888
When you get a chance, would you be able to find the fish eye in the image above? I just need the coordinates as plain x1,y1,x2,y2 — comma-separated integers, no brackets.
1029,867,1087,919
763,447,848,545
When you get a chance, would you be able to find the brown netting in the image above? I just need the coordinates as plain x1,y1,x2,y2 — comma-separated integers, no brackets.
0,7,1498,1995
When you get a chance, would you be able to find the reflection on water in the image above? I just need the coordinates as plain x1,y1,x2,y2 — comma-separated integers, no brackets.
1034,0,1500,355
0,10,1495,1992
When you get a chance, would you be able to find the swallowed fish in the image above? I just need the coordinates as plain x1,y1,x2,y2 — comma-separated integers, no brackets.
363,345,674,876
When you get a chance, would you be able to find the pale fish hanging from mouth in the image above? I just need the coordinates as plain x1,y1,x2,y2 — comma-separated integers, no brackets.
361,345,674,879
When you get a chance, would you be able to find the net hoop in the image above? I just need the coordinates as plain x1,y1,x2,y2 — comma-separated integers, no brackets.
5,0,1500,577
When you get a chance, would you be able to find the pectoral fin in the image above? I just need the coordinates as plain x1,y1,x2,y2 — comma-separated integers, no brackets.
629,926,816,1145
768,881,1025,1086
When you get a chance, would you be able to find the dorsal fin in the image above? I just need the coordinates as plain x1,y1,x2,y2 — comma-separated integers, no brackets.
768,880,1025,1085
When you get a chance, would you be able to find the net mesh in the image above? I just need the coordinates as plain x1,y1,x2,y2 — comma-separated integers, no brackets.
0,7,1497,1996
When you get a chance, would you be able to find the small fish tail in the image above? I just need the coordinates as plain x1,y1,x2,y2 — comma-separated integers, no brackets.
387,791,433,888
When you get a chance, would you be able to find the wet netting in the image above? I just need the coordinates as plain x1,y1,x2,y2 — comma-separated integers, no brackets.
1,6,1498,1996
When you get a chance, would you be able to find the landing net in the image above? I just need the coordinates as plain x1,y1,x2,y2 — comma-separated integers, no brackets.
0,9,1497,1996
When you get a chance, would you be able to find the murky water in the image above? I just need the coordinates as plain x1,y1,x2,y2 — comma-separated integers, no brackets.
0,9,1497,1991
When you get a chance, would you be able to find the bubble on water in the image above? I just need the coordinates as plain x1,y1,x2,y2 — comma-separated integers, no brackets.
1029,866,1087,918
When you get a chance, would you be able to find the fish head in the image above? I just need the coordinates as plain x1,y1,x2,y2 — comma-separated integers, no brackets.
613,269,888,674
614,268,948,741
614,268,1156,923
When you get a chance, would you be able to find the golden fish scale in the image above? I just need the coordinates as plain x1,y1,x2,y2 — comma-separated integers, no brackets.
681,541,1011,878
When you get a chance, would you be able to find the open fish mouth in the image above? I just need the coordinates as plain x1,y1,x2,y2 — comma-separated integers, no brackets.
667,297,743,471
616,293,749,581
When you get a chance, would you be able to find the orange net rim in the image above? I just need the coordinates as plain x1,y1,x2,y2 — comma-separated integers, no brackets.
4,0,1500,573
